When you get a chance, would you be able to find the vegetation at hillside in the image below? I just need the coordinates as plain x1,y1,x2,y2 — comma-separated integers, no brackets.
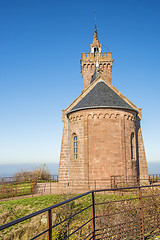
13,164,51,182
0,193,122,240
0,182,32,199
0,188,160,239
0,165,56,200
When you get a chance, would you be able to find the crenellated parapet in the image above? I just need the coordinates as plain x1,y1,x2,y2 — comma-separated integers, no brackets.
80,32,114,91
81,52,113,62
79,27,114,91
81,51,114,90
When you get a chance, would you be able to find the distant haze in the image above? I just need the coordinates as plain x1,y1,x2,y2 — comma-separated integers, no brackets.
0,163,59,178
0,162,159,178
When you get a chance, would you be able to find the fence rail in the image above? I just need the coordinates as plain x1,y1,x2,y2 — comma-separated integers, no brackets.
0,175,58,200
1,174,160,201
1,184,160,239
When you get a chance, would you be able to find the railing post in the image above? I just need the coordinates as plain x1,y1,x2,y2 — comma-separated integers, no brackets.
114,177,116,188
12,185,13,200
31,181,33,197
138,187,145,240
119,225,122,240
91,191,95,240
47,209,52,240
157,212,160,229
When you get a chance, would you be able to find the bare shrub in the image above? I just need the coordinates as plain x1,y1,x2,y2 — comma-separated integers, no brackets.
13,164,51,182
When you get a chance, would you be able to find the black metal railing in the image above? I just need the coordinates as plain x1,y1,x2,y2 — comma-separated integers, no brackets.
1,184,160,239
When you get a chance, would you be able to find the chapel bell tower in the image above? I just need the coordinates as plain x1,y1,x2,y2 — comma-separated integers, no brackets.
58,24,149,192
81,27,114,91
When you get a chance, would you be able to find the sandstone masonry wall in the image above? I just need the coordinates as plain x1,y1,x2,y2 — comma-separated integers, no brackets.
58,108,147,189
81,52,113,91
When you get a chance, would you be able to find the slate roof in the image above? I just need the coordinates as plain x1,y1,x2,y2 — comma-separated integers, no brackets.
90,66,99,84
67,81,137,115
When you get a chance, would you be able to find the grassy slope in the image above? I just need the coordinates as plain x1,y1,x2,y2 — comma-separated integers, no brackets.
0,194,73,222
1,190,159,239
0,193,122,240
0,182,32,199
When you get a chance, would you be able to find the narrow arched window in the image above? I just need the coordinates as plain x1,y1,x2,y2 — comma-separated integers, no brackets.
131,132,134,159
94,47,98,53
73,134,78,159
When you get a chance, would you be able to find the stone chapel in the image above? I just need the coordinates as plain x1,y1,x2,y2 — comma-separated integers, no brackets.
58,27,148,190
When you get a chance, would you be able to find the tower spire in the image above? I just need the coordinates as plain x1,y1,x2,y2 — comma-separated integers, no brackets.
90,10,102,54
95,9,97,32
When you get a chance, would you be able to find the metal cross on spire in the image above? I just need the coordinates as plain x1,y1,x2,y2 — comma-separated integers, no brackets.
95,9,97,31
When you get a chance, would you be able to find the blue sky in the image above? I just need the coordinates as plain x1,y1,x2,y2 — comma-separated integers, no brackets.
0,0,160,165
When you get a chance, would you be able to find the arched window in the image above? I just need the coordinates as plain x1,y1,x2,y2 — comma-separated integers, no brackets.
94,47,98,53
131,132,134,159
73,134,78,159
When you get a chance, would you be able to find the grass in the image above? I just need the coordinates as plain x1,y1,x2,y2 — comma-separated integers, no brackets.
0,193,123,240
0,190,159,239
0,194,71,218
0,178,58,200
0,182,33,200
